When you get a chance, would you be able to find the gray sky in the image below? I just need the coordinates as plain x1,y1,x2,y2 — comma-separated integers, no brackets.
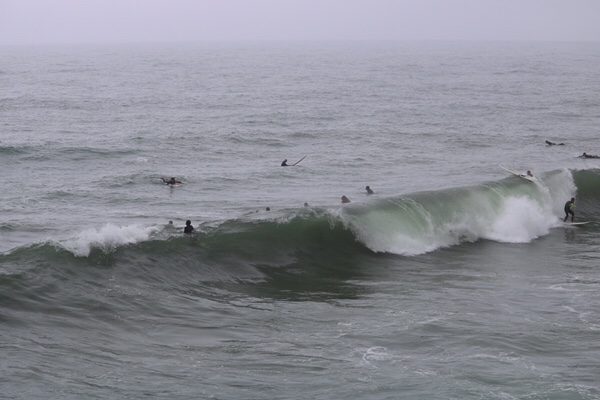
1,0,599,45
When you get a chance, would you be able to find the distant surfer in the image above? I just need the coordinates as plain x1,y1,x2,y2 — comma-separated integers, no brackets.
281,156,306,167
579,152,600,159
365,186,374,195
162,177,182,185
526,170,533,177
545,140,565,146
184,220,194,234
341,195,351,204
563,197,575,222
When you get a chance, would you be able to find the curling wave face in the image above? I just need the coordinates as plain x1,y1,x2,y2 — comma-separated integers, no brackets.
2,168,597,267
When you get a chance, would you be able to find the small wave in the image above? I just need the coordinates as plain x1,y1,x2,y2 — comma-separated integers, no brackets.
59,223,159,257
57,146,138,160
0,145,32,155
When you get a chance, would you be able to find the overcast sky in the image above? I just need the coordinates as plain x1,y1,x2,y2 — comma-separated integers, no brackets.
1,0,599,45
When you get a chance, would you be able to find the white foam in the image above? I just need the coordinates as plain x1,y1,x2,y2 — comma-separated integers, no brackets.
485,196,554,243
60,223,158,257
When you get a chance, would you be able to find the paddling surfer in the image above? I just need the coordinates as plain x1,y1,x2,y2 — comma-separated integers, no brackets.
162,177,182,185
563,198,575,222
579,152,600,159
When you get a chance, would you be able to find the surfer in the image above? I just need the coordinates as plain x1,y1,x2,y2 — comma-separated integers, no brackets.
545,140,565,146
162,177,182,185
563,198,575,222
526,170,533,177
184,220,194,234
281,156,306,166
341,195,351,204
579,152,600,159
365,186,374,195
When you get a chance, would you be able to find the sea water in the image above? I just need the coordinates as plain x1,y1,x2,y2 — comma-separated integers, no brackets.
1,42,600,399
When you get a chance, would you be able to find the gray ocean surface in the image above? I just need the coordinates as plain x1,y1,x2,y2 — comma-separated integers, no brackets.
1,42,600,399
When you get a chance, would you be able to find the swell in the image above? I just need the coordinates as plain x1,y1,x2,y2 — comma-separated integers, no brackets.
1,168,599,312
3,168,598,262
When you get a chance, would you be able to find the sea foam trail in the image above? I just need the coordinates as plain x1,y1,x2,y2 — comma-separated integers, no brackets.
60,223,159,257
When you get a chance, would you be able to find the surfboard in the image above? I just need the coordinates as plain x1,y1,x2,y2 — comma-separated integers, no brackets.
563,221,591,226
292,155,307,166
500,165,537,183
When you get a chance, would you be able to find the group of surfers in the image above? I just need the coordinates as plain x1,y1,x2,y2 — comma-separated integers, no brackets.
546,140,599,158
166,149,587,233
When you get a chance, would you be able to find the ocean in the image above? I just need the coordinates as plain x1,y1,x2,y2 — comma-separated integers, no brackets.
1,41,600,399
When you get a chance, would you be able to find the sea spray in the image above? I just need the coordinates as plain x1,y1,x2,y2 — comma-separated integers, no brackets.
60,223,159,257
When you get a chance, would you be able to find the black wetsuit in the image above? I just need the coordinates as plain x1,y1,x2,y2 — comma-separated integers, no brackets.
563,200,575,222
184,225,194,234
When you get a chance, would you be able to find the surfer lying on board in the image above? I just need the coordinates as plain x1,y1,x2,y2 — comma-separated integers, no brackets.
545,140,565,146
162,177,182,185
579,152,600,159
563,198,575,222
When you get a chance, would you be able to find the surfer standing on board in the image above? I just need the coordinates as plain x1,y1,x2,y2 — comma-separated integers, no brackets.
563,198,575,222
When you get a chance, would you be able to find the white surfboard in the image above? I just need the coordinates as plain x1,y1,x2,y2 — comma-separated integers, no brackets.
500,165,537,183
563,221,591,226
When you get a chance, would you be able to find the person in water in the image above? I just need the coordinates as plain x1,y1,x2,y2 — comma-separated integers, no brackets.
545,140,565,146
563,197,575,222
162,177,182,185
526,170,533,177
184,220,194,234
341,195,351,204
365,186,374,195
580,152,600,159
281,159,288,166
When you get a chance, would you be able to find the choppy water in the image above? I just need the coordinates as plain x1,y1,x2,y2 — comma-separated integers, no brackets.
2,42,600,399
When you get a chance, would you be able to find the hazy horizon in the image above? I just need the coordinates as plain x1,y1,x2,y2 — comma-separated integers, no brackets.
1,0,599,46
